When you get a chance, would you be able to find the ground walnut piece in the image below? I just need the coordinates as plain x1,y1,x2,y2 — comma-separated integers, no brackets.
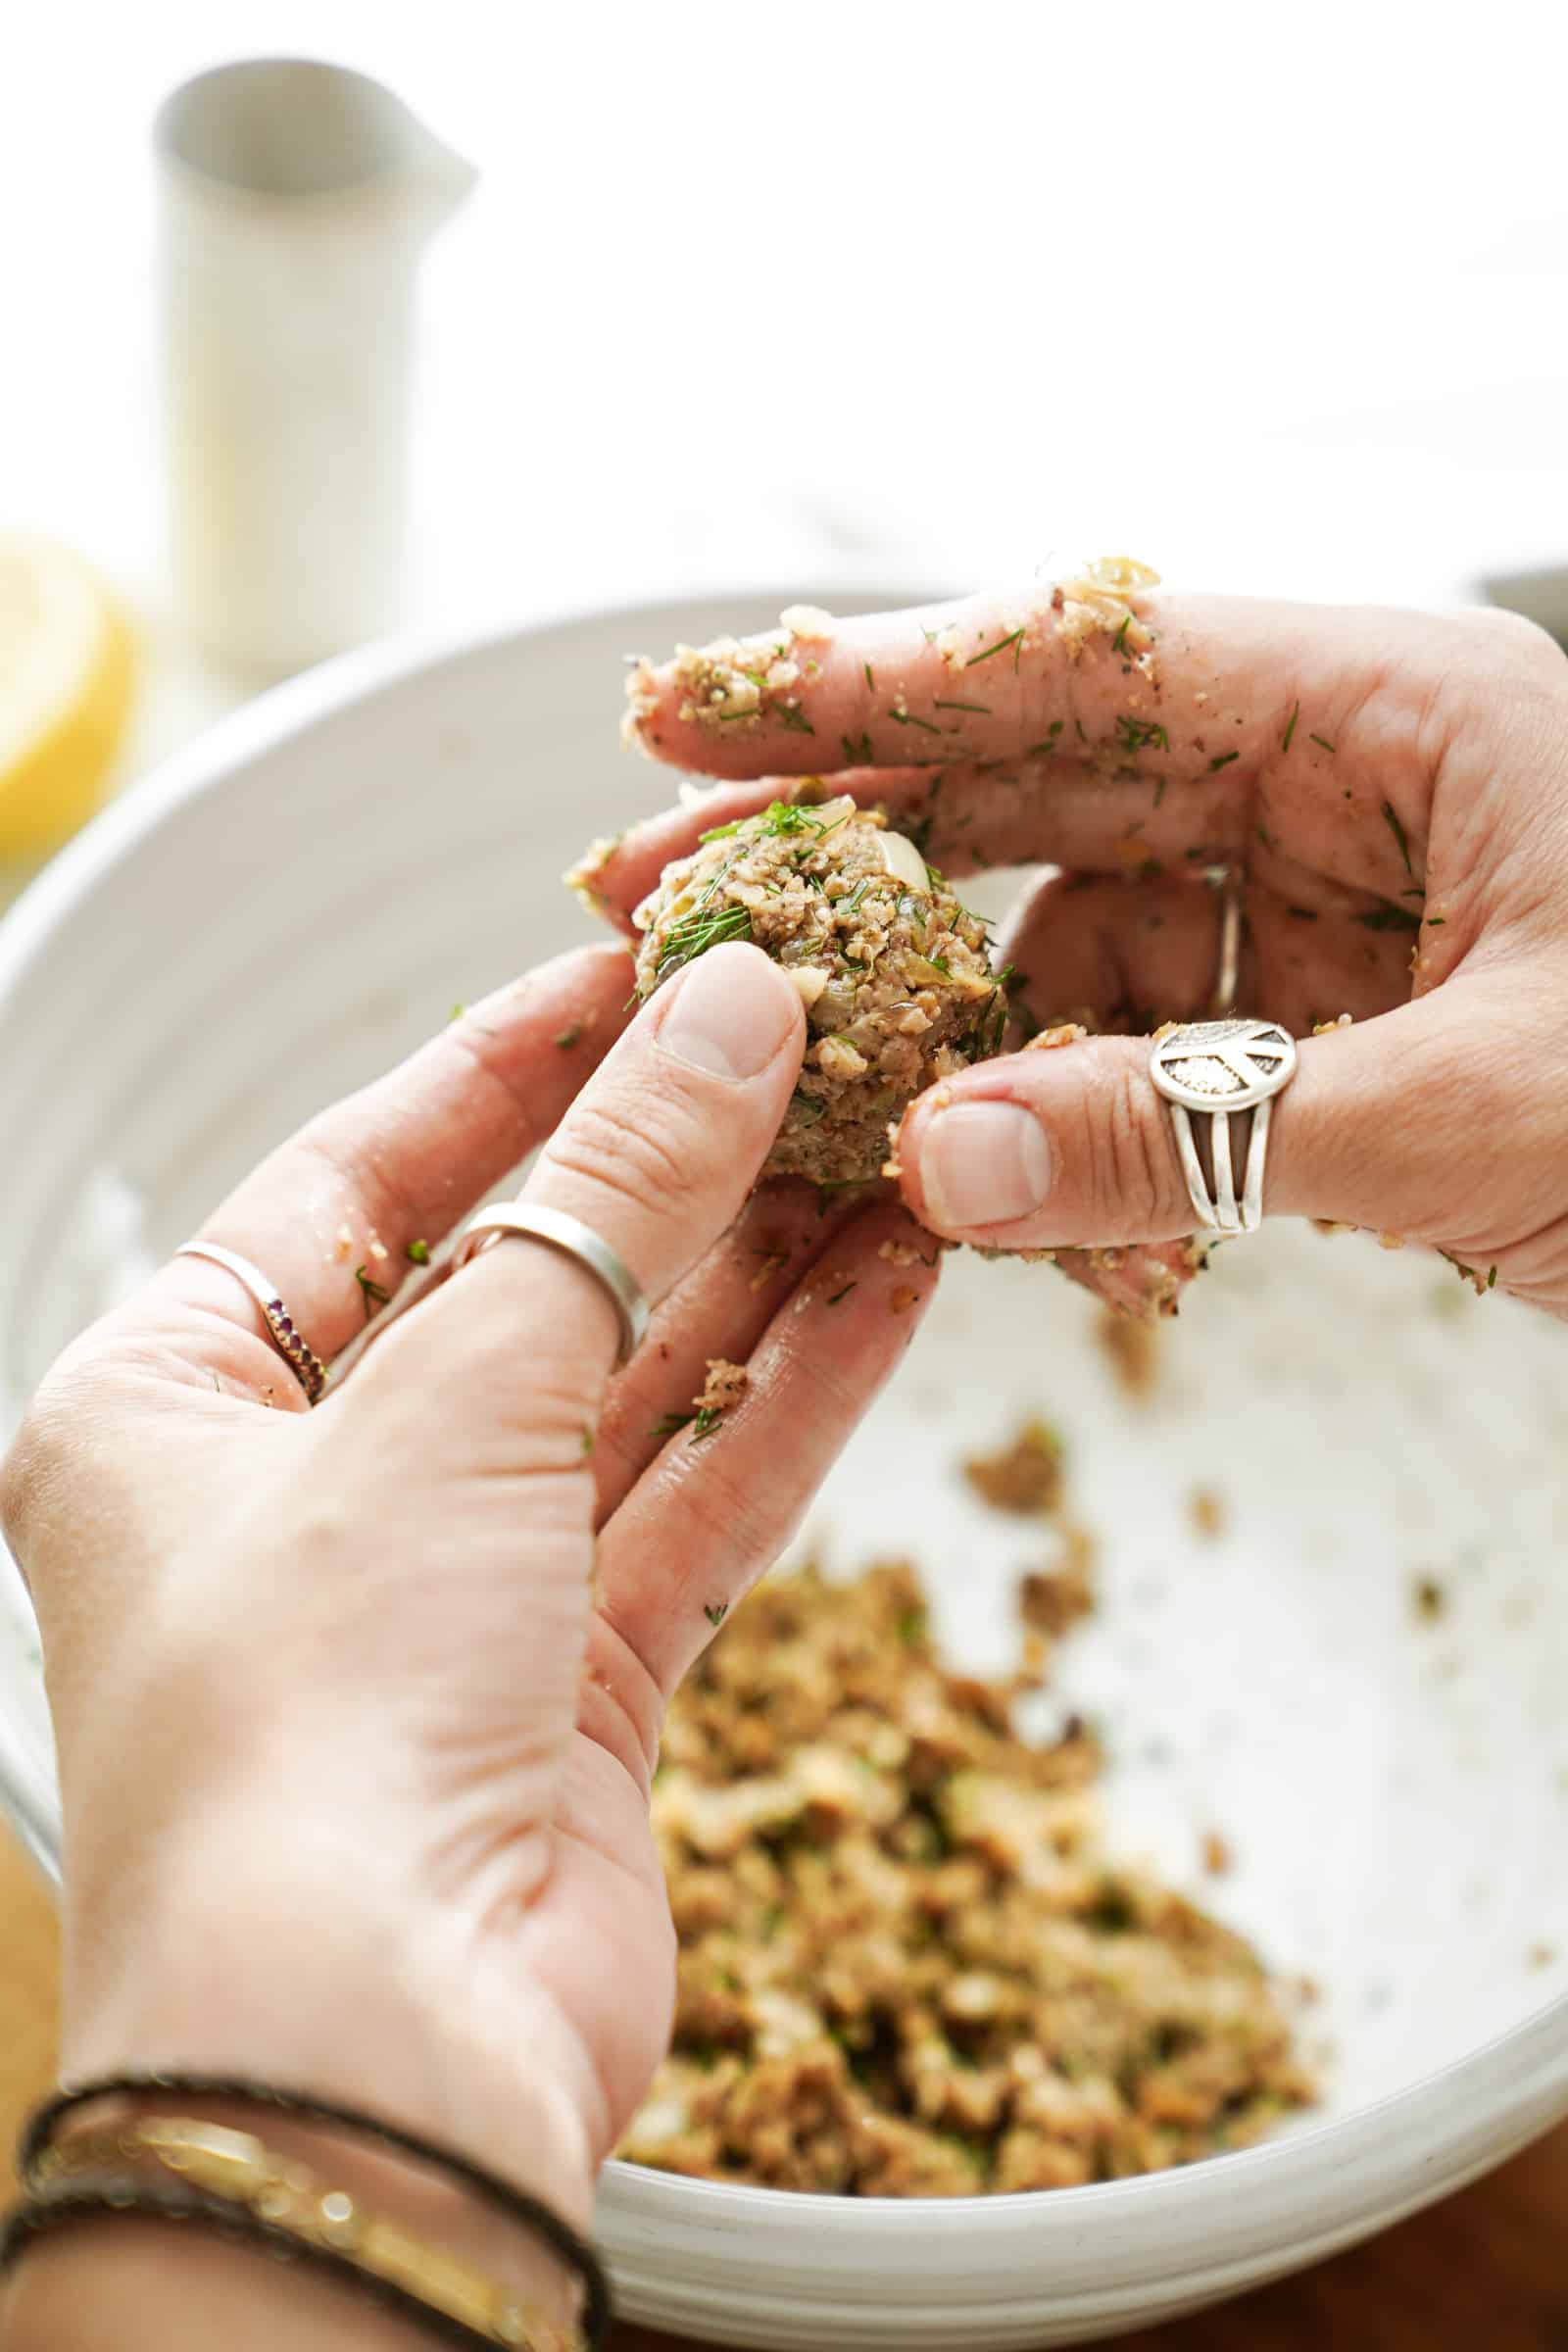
622,1560,1313,2196
632,796,1004,1184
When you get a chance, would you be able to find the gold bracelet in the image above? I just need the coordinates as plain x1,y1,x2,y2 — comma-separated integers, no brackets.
35,2117,579,2350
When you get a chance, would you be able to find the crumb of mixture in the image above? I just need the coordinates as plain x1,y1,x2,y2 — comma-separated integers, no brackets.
779,604,835,642
963,1420,1065,1517
1312,1012,1354,1036
1529,1943,1557,1970
1018,1545,1097,1640
1097,1307,1159,1396
1049,557,1161,667
1200,1832,1233,1878
1189,1490,1226,1541
621,1559,1314,2195
1025,1022,1090,1054
564,833,624,916
697,1359,749,1415
1412,1576,1446,1623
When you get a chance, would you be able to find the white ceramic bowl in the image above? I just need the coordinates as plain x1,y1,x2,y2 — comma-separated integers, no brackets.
2,593,1566,2348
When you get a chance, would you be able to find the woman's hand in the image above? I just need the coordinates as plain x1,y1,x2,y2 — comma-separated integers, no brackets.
597,571,1568,1315
0,940,939,2227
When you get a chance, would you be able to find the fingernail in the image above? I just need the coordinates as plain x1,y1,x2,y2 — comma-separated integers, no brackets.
921,1100,1052,1231
658,945,799,1081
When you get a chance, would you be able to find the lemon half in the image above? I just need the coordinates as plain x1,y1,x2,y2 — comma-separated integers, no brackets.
0,538,135,860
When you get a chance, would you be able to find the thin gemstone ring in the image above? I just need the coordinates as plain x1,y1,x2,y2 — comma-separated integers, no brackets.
1149,1017,1298,1237
174,1242,329,1403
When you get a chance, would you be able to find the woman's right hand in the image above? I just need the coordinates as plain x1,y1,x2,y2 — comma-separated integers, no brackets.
595,569,1568,1317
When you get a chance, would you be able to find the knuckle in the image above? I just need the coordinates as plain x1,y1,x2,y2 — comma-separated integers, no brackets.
541,1077,711,1232
1090,1058,1180,1236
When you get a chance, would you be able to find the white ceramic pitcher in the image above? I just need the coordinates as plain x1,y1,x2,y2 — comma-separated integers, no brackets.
155,58,476,674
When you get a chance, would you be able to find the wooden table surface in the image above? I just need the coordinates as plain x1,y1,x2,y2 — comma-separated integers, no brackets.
2,1825,1562,2349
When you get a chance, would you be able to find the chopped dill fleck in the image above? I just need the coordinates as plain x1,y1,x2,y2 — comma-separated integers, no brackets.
656,900,754,980
776,705,815,736
652,1409,693,1440
703,799,830,846
927,953,951,974
1381,800,1412,875
1357,904,1422,933
1282,702,1300,752
555,1022,585,1050
1115,715,1171,756
1488,1264,1498,1289
1425,914,1446,926
1153,776,1167,808
691,1405,724,1443
406,1238,431,1263
449,1002,466,1022
703,1600,728,1626
1286,906,1319,921
841,731,873,765
1112,613,1131,653
1136,858,1163,882
1075,719,1088,744
826,1282,858,1306
933,699,992,715
1309,733,1337,755
965,626,1024,670
864,662,875,691
890,708,942,735
841,880,872,917
354,1265,391,1319
1208,751,1241,772
581,1425,595,1456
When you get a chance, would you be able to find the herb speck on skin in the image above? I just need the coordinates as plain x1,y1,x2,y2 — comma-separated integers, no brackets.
449,1002,466,1022
1357,903,1422,934
406,1238,431,1263
555,1022,585,1050
777,705,815,736
1282,702,1300,752
841,730,873,765
1287,906,1318,921
691,1405,724,1443
703,1601,728,1627
1075,718,1088,744
581,1426,595,1456
1381,800,1413,875
652,1410,693,1440
890,708,942,736
864,662,875,691
965,626,1024,671
1208,751,1240,772
1310,733,1337,755
1112,613,1131,653
934,699,993,715
827,1282,858,1306
1153,776,1167,808
355,1264,391,1319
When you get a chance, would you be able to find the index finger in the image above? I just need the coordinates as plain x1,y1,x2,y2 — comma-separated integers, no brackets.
621,570,1482,903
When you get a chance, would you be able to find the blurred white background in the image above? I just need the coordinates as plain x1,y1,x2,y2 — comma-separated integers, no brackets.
2,0,1567,768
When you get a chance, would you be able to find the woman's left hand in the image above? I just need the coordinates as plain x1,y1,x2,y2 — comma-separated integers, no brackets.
0,937,939,2225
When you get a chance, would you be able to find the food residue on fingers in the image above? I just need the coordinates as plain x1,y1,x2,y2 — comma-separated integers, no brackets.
697,1358,749,1416
1189,1489,1226,1541
1047,556,1161,671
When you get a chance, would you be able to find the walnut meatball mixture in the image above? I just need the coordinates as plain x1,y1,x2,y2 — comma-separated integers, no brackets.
620,1561,1314,2197
632,796,1005,1184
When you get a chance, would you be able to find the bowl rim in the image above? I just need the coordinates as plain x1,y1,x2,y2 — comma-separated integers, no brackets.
1,589,1565,2278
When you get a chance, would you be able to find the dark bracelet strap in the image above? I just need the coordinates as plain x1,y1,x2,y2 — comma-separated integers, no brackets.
1,2180,512,2350
20,2073,612,2347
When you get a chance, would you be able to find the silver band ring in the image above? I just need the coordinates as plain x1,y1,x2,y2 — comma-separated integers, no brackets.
174,1242,328,1403
453,1203,649,1368
1149,1017,1298,1237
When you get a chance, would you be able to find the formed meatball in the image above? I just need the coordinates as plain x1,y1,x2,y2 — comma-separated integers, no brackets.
633,797,1006,1183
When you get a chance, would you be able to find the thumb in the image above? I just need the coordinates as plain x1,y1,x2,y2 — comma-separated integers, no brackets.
894,978,1536,1254
374,941,808,1436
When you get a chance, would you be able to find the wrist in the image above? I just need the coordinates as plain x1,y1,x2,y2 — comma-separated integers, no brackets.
57,1812,604,2232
